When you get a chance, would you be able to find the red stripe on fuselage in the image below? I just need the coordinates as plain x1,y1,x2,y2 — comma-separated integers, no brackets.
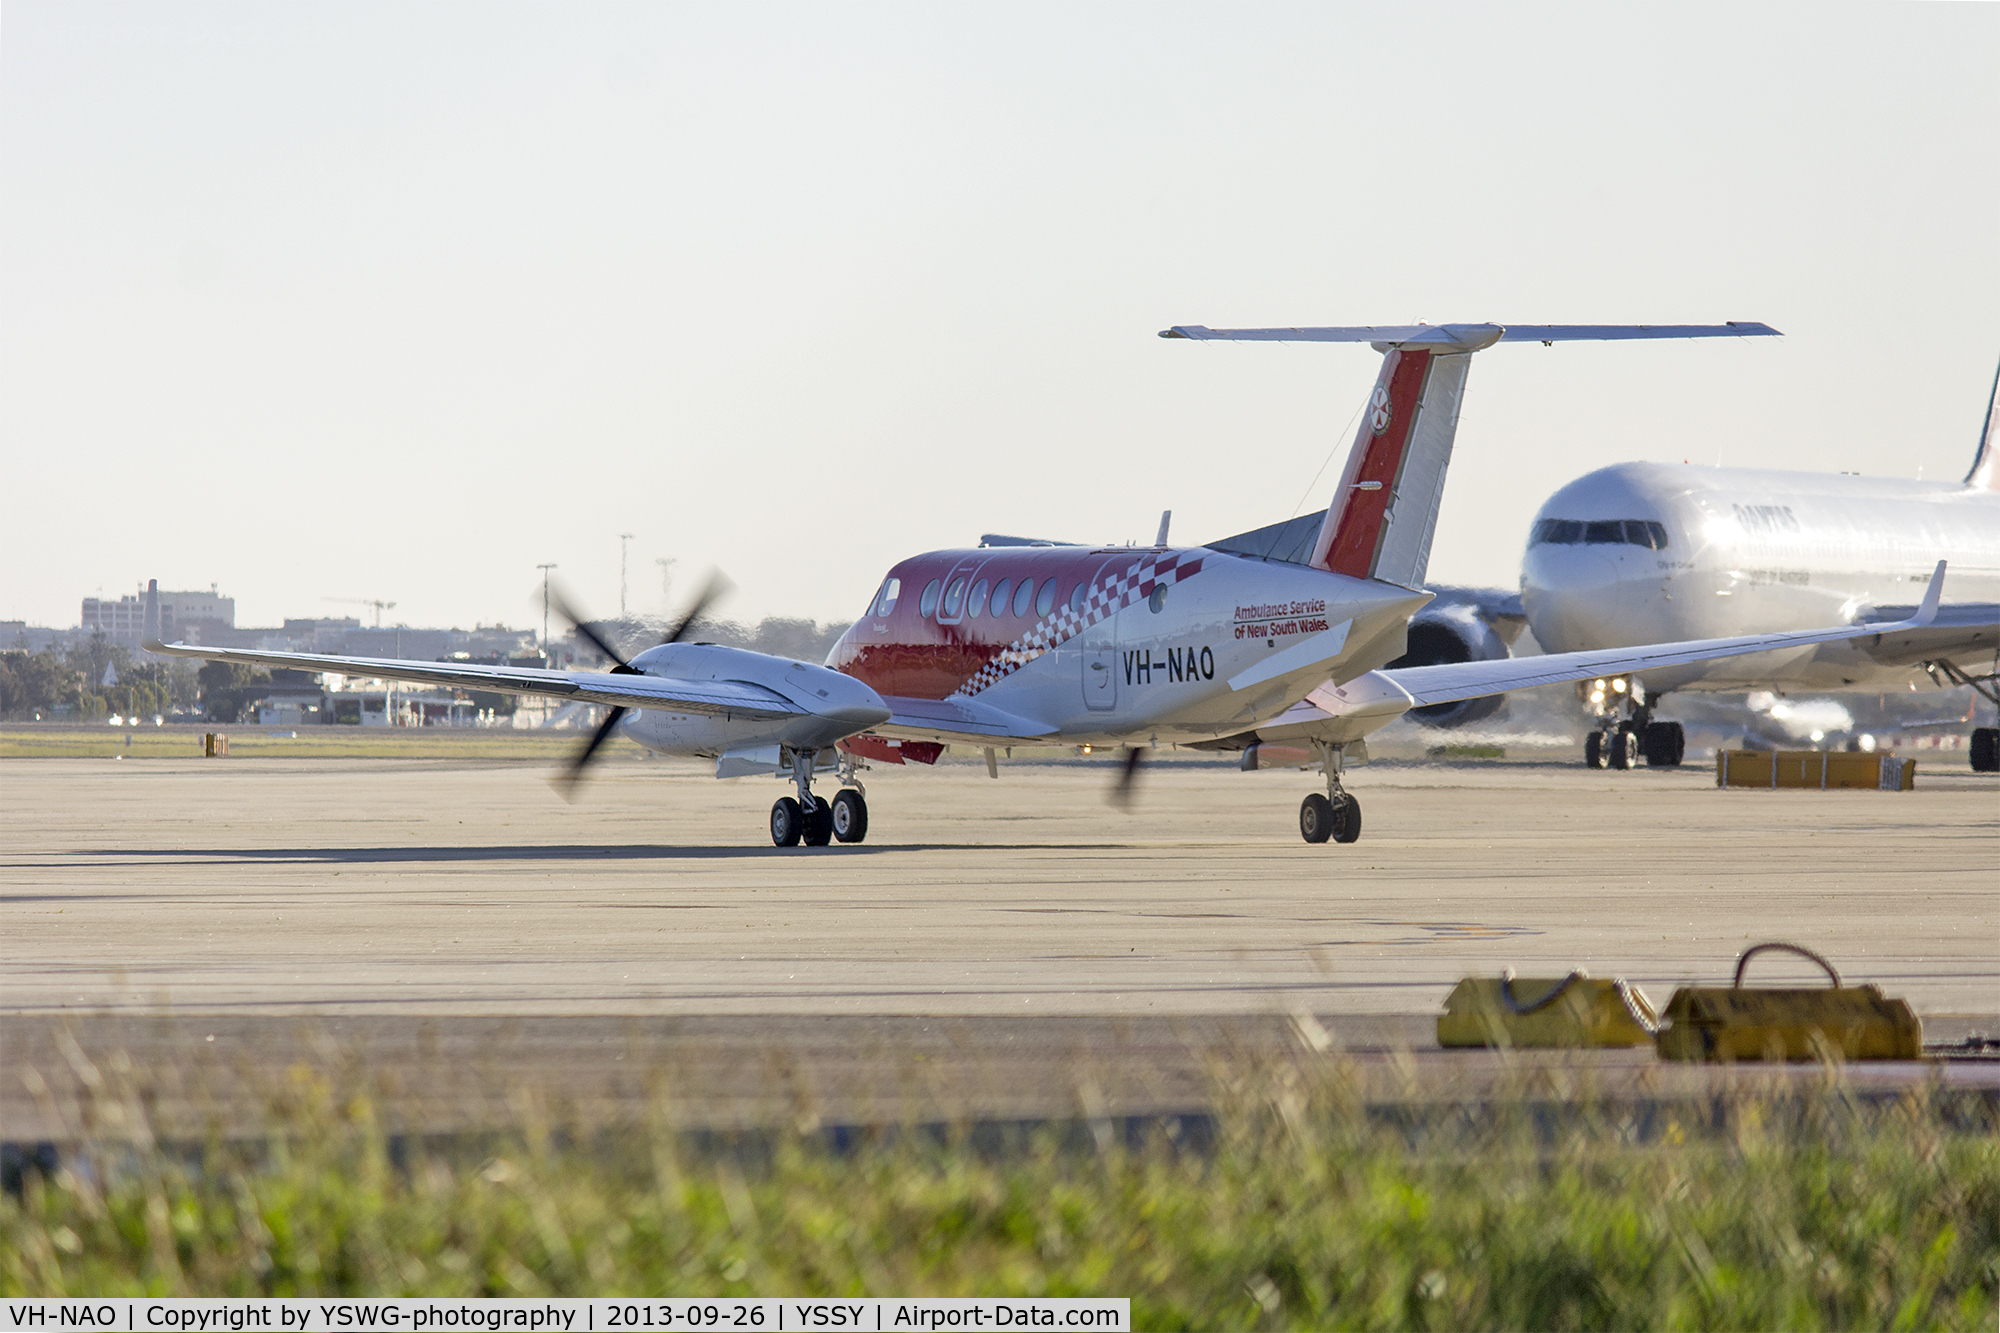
1319,348,1432,578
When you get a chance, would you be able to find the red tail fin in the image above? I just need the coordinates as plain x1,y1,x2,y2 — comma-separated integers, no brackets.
1309,347,1471,585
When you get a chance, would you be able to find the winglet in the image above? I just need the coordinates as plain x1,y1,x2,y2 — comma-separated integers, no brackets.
1913,560,1945,626
142,579,167,652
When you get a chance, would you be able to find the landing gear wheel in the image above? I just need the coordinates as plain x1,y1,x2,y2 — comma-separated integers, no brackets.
801,797,834,847
831,789,869,843
1973,727,2000,773
1299,793,1334,844
1607,727,1637,770
1332,795,1362,844
1585,731,1606,769
770,797,803,847
1643,720,1686,767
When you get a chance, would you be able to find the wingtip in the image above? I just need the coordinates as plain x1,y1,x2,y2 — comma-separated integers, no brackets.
1915,560,1946,624
141,578,168,653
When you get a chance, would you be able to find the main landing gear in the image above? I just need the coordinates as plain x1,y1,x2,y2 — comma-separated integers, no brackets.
769,747,870,847
1298,740,1362,845
1581,676,1684,770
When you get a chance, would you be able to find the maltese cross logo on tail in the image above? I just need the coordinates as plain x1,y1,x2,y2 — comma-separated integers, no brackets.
1369,384,1393,435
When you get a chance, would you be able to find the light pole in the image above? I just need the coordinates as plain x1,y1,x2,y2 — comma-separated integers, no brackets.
536,563,557,651
619,534,635,620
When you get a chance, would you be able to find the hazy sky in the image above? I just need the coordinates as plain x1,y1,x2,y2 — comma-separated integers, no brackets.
4,3,1996,634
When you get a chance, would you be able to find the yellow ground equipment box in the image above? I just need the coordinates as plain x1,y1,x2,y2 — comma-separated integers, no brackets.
1656,942,1921,1062
1716,749,1914,790
1437,972,1659,1049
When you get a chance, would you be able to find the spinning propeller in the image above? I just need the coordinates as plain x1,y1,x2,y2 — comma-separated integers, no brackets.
1105,746,1145,808
549,572,729,798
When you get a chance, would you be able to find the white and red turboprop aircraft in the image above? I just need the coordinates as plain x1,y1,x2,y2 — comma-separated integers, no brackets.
145,320,1954,846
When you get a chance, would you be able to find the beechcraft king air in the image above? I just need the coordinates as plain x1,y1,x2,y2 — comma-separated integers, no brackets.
146,320,1960,846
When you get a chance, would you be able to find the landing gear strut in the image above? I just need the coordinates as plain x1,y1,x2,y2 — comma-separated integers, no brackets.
770,747,870,847
1581,677,1684,769
1299,741,1362,845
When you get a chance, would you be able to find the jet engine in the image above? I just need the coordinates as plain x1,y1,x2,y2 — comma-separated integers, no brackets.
1383,600,1516,727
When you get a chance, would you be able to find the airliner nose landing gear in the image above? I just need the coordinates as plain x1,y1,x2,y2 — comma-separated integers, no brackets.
770,747,870,847
1580,678,1684,769
1299,741,1362,844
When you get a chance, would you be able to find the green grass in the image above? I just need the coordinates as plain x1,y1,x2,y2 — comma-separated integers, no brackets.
6,1062,1997,1329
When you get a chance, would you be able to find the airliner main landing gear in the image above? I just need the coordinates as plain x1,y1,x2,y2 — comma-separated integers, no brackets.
1581,677,1684,769
1299,741,1362,845
770,747,870,847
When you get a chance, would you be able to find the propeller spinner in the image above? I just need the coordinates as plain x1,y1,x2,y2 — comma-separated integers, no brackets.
549,572,730,798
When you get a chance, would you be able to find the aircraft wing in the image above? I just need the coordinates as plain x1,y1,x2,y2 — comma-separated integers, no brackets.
1848,601,2000,667
873,695,1058,745
1385,564,1956,708
143,634,807,725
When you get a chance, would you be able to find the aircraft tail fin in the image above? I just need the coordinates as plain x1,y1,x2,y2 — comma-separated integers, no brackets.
1967,357,1999,491
1161,321,1781,586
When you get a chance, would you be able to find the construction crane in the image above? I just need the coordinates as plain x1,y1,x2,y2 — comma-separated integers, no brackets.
326,597,398,627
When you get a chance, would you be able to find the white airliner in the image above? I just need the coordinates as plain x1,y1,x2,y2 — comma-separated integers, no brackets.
144,320,1960,845
1385,362,2000,771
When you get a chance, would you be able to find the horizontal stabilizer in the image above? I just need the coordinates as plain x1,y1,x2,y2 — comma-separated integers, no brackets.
1160,322,1780,346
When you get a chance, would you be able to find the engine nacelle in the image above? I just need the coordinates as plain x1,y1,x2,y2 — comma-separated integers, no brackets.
1384,603,1511,727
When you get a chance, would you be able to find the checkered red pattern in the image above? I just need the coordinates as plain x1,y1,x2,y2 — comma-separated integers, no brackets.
952,552,1206,699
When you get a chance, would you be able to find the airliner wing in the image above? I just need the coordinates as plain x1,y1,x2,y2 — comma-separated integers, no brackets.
1385,563,1956,708
1849,601,2000,666
874,695,1057,744
142,639,805,720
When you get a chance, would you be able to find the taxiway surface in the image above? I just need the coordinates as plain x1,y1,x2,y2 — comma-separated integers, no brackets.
6,754,1993,1019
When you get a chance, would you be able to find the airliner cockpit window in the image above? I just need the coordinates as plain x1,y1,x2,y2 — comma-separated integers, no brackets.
873,578,900,616
1584,520,1624,544
1531,518,1667,549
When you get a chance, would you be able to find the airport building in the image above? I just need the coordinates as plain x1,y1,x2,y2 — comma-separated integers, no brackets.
82,585,235,645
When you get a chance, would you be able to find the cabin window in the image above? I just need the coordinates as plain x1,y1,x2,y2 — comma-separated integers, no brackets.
873,578,901,616
1035,579,1056,617
990,578,1012,618
967,579,988,618
1015,578,1037,618
1069,583,1088,614
942,577,966,618
918,579,941,617
1149,584,1167,613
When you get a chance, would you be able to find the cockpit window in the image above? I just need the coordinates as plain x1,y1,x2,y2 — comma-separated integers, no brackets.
1532,518,1668,550
873,578,901,616
918,579,941,617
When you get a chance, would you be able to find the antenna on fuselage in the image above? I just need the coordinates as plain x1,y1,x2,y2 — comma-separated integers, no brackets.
1155,510,1172,546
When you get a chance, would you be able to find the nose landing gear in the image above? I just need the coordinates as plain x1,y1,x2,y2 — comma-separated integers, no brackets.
1298,741,1362,844
770,747,871,847
1581,679,1684,769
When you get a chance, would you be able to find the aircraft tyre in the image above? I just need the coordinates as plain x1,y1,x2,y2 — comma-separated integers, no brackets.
1643,721,1686,767
770,797,804,847
1299,793,1335,844
831,790,869,843
1585,731,1606,769
1973,727,2000,773
802,797,835,847
1607,727,1637,770
1332,795,1362,844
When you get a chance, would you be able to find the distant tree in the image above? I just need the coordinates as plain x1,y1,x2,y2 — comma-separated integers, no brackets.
0,649,69,717
196,660,270,723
